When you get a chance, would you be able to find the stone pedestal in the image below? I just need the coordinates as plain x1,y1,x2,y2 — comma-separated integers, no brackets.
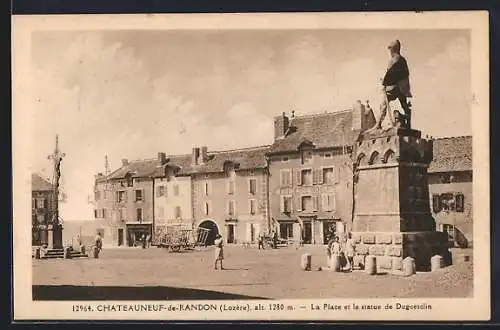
352,127,451,271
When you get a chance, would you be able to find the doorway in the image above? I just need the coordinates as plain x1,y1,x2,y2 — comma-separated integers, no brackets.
303,221,312,244
118,229,124,246
227,224,235,243
323,221,336,244
198,220,219,246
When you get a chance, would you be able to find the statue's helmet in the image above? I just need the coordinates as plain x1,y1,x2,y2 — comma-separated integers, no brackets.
387,39,401,53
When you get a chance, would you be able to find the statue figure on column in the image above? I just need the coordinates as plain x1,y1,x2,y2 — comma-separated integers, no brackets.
371,39,413,130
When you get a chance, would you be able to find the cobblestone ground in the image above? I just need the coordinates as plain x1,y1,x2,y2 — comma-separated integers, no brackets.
32,245,473,300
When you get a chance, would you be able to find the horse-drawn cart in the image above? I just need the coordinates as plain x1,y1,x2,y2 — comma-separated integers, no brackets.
154,225,210,252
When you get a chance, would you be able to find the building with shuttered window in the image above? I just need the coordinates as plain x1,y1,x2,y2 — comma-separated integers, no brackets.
428,136,472,248
32,173,55,246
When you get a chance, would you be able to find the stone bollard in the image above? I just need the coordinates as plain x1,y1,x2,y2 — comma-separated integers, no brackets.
431,255,443,272
64,247,72,259
301,253,312,271
402,257,416,276
93,246,100,259
365,255,377,275
330,255,342,272
35,248,41,259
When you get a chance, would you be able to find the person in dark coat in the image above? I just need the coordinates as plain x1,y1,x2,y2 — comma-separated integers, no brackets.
374,39,413,130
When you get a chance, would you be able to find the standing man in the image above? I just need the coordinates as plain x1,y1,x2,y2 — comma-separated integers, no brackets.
373,39,413,130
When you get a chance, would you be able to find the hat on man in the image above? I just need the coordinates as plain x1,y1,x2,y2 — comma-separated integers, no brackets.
388,39,401,53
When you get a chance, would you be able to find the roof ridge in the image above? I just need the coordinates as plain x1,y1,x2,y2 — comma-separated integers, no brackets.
291,108,352,119
209,145,271,154
432,135,472,140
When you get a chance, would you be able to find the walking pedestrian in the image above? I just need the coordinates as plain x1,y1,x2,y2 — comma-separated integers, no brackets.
258,232,265,250
214,234,224,270
141,234,146,249
146,233,151,248
94,232,103,257
344,232,356,272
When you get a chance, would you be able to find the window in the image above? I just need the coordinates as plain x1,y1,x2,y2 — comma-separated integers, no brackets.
135,189,143,202
323,167,335,185
301,196,313,211
204,182,210,196
136,208,143,222
228,200,236,216
455,193,465,212
301,169,313,186
249,199,257,215
95,191,101,201
94,209,98,218
102,209,107,219
204,202,210,216
280,170,292,187
440,193,455,212
36,198,45,209
281,196,292,213
324,153,332,158
117,191,127,203
322,193,336,211
173,184,180,196
441,173,451,184
280,223,293,239
249,179,257,195
301,151,313,164
119,208,127,221
157,185,165,197
175,206,182,219
282,157,289,162
103,191,107,200
432,194,441,213
126,176,133,187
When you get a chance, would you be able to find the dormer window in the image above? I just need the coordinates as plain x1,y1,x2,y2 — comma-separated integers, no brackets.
301,151,313,164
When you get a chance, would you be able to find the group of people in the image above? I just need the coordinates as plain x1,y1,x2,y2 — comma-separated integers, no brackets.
326,233,358,272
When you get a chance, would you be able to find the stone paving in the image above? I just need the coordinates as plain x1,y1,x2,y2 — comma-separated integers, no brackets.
32,245,473,300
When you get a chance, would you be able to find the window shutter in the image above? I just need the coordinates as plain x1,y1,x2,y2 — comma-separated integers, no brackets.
318,168,324,184
295,195,302,212
280,196,285,213
321,194,328,211
246,223,252,242
432,194,441,213
332,193,337,210
455,193,464,213
334,166,339,183
312,169,318,185
313,195,319,211
296,169,302,186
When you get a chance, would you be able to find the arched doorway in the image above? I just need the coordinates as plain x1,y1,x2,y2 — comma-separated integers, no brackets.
198,220,219,246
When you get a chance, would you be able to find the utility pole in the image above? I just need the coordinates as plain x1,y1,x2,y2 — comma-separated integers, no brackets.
47,134,65,249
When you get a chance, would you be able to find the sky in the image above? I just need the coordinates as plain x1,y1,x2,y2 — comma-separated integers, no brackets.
29,29,471,220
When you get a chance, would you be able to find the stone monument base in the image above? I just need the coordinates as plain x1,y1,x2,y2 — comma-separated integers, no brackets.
352,231,452,272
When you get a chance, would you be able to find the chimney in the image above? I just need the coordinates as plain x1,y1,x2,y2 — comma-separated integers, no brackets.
191,147,200,165
200,146,208,164
158,152,167,165
121,158,129,166
273,112,290,140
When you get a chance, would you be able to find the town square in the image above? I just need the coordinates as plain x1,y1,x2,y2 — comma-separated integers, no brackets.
20,14,485,315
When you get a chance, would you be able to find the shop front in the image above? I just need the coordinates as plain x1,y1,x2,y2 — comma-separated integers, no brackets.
125,222,153,247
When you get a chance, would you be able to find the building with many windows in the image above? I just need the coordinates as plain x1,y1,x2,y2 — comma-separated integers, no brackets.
32,173,55,246
428,136,473,247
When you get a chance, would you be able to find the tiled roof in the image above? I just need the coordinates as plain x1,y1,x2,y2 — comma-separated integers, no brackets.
428,136,472,173
187,146,270,174
268,110,359,154
32,173,54,191
107,159,160,180
104,146,270,181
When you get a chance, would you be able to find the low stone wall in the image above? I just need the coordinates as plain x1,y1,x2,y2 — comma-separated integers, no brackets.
352,231,451,272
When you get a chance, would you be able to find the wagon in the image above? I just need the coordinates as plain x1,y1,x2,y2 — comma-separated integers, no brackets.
154,225,210,252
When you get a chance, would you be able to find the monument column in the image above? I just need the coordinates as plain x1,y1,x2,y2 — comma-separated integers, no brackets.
352,127,451,272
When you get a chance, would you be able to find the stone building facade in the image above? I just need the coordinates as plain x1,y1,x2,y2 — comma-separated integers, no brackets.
190,146,270,245
32,173,55,246
267,103,376,245
427,136,473,247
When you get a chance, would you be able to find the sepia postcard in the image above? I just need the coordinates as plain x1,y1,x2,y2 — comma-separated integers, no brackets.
12,11,490,321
